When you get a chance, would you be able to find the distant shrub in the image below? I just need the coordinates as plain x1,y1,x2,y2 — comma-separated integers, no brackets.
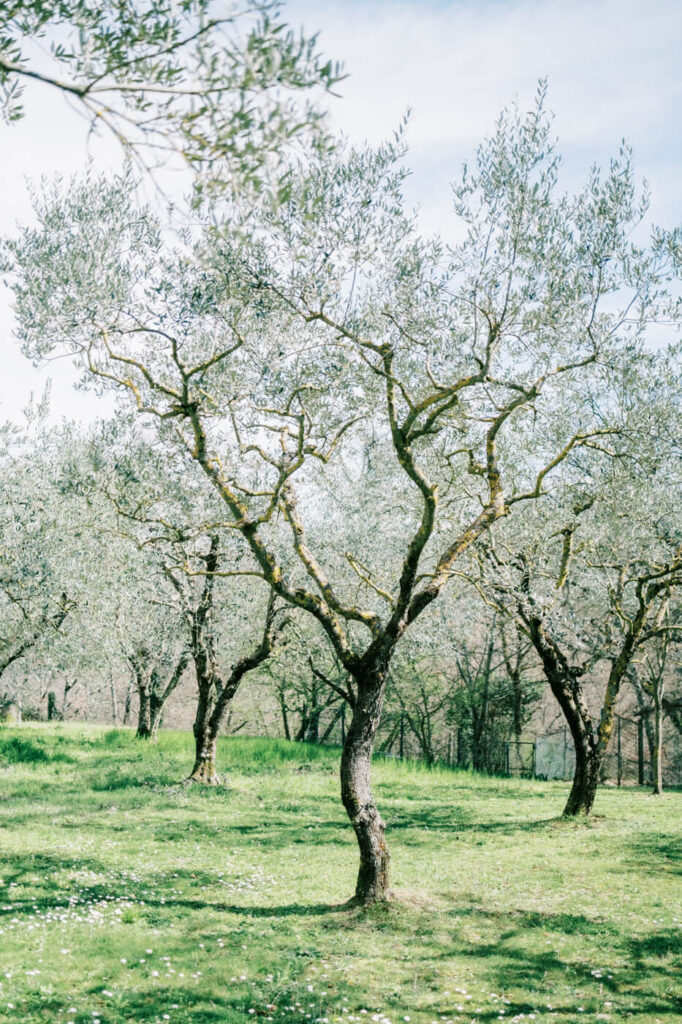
20,705,45,723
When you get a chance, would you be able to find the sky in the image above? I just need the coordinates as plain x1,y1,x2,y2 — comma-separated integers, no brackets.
1,0,680,423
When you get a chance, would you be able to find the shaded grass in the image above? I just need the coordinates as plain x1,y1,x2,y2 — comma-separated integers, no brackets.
0,723,680,1024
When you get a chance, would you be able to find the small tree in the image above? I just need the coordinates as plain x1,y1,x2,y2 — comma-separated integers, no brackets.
630,628,681,795
75,421,290,777
476,446,682,815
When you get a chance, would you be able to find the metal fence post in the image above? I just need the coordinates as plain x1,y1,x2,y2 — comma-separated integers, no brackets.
532,740,536,778
637,717,644,786
399,713,404,760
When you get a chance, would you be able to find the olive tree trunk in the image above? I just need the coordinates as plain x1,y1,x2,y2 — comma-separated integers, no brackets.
190,682,220,785
562,728,602,816
136,686,152,738
341,663,390,905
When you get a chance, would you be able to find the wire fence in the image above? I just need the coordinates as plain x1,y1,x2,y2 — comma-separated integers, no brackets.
329,708,682,787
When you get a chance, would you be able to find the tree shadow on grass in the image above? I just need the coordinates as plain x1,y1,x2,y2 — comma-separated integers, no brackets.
386,810,564,835
0,851,109,889
624,834,682,875
425,902,682,1021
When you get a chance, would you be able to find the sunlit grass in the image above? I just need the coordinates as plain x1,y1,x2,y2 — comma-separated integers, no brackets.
0,724,680,1024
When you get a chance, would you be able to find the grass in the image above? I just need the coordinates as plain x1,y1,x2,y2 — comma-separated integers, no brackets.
0,725,680,1024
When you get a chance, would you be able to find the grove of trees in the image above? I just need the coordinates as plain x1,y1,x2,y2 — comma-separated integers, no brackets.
1,3,681,907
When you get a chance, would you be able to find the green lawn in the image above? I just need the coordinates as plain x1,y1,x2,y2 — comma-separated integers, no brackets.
0,725,680,1024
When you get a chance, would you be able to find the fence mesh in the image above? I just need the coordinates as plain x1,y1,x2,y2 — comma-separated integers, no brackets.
362,711,682,786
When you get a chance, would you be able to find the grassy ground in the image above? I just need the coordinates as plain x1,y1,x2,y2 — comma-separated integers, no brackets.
0,725,680,1024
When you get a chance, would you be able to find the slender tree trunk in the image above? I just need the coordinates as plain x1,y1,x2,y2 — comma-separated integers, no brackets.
109,675,119,725
652,686,664,796
320,705,343,744
122,678,133,725
307,709,321,743
279,693,291,740
340,663,390,906
136,686,152,738
510,671,524,773
631,670,655,765
294,706,308,742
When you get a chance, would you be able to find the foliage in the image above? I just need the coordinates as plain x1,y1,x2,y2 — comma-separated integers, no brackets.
0,0,342,194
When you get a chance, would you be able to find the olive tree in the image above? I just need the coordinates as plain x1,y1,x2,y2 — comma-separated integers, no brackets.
0,415,78,703
474,409,682,816
74,419,291,777
7,87,680,902
631,629,681,794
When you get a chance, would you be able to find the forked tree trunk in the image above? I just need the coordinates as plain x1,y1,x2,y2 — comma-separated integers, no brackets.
341,663,390,906
188,588,283,785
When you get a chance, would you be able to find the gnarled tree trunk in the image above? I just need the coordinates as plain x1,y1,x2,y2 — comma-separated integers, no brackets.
190,681,220,784
562,727,601,816
544,673,606,817
341,662,390,906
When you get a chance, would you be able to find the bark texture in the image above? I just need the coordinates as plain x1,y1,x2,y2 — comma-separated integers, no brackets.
190,719,219,784
341,663,390,905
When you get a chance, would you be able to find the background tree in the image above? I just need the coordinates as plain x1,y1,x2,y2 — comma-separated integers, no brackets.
74,421,291,778
0,413,80,703
475,415,682,815
629,627,681,794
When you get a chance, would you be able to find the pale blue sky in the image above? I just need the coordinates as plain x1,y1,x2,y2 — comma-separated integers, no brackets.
1,0,680,421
